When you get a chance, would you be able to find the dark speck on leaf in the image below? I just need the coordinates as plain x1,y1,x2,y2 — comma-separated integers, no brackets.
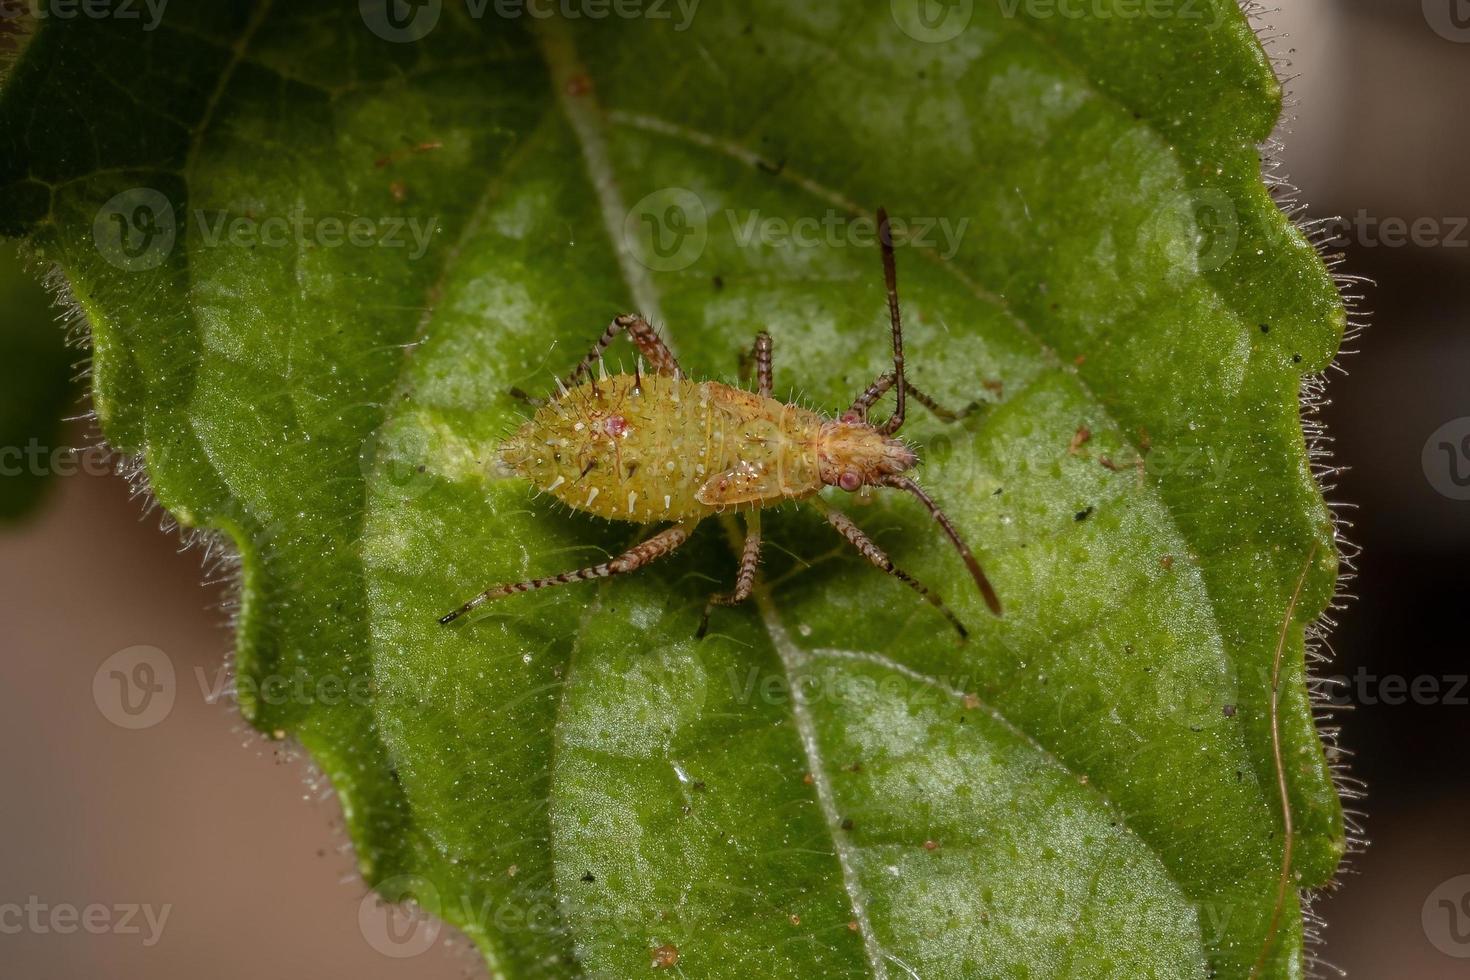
580,871,595,883
757,157,785,176
847,761,862,773
691,780,706,792
1293,353,1302,363
840,817,854,831
712,274,724,291
1223,704,1237,718
1259,323,1270,333
1075,506,1094,522
416,464,426,474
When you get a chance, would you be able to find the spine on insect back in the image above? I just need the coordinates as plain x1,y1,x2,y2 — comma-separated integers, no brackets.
498,373,825,522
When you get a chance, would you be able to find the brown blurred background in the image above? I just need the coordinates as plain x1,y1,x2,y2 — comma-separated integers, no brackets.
1,2,1466,976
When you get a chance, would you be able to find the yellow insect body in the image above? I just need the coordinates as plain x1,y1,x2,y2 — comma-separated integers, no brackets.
501,373,817,520
442,207,1001,632
501,372,912,521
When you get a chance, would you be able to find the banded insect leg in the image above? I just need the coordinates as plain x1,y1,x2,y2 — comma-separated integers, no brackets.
697,511,762,637
563,313,681,389
813,498,969,639
440,520,696,625
739,331,774,397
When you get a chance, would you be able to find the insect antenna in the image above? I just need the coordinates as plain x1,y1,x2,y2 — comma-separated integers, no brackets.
877,206,907,436
880,474,1002,616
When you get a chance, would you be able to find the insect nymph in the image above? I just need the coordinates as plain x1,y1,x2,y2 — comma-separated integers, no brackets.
440,208,1002,637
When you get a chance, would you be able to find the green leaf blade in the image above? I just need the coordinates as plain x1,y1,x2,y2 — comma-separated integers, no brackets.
0,3,1347,976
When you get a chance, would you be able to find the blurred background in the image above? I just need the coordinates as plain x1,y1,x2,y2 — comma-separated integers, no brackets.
0,1,1465,976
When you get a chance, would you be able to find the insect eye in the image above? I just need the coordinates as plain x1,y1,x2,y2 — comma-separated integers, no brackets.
838,471,863,492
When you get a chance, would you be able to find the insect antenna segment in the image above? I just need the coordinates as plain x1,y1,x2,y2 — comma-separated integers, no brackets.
877,206,908,436
881,474,1003,616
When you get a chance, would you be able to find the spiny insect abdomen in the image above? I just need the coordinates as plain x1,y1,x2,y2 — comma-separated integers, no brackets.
500,372,824,522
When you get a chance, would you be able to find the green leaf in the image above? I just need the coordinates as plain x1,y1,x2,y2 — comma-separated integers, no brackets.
0,2,1346,976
